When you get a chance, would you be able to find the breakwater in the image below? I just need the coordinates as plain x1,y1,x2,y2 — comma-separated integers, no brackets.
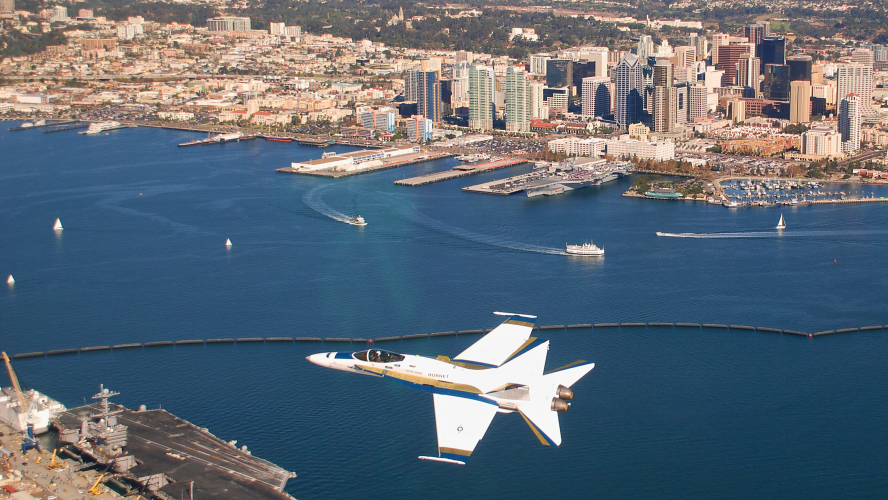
12,323,885,359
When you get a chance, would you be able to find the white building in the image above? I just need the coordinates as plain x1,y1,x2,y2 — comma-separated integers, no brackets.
207,16,251,32
407,115,433,142
839,94,861,154
801,126,842,158
505,67,530,132
469,65,495,131
581,76,611,119
547,137,608,157
269,22,285,36
837,63,875,116
529,82,548,120
530,54,551,76
606,135,675,161
290,145,420,171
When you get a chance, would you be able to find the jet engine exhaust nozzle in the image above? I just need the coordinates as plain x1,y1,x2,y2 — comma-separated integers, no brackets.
556,384,573,401
551,398,569,413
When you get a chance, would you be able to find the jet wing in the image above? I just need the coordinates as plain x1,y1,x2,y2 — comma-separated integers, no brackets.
419,394,498,465
453,312,537,367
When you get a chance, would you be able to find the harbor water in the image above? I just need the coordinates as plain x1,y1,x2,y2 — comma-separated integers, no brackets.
3,125,888,499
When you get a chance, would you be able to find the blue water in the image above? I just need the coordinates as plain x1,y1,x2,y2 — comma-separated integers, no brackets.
3,125,888,499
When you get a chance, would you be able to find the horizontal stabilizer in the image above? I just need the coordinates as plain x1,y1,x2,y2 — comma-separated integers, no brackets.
454,312,537,367
543,361,595,389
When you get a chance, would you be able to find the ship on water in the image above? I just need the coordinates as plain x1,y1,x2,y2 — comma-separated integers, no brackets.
524,159,632,197
179,131,244,147
81,121,127,135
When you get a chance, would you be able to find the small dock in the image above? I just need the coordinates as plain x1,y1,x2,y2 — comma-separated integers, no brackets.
394,158,528,187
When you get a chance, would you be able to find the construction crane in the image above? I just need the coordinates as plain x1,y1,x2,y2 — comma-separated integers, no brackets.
1,352,31,426
46,449,64,470
88,473,106,495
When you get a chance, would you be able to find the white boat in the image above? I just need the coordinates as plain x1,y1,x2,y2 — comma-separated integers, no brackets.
348,215,367,226
82,121,124,135
53,218,63,231
0,387,66,434
566,242,604,256
225,238,233,247
776,214,786,229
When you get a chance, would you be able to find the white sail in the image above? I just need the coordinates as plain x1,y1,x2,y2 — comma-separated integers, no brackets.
225,238,233,247
53,218,63,230
776,214,786,229
6,275,13,285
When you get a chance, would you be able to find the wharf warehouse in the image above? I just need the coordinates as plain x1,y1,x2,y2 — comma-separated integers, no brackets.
290,145,420,171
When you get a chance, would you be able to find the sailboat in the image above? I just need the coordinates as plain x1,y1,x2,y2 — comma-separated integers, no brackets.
53,218,63,231
776,214,786,229
225,238,233,248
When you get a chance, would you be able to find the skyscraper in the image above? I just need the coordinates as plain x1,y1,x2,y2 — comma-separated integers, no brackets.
505,67,530,133
615,53,643,129
529,82,547,120
759,37,786,71
581,76,611,119
406,69,442,123
786,55,813,82
546,59,573,90
716,44,751,85
763,64,790,101
637,35,654,61
839,94,861,154
652,60,675,133
745,23,765,46
468,65,495,131
789,80,812,124
674,46,697,69
736,54,760,90
837,63,875,116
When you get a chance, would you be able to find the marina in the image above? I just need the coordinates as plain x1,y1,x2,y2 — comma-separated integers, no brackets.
716,178,888,208
394,158,528,187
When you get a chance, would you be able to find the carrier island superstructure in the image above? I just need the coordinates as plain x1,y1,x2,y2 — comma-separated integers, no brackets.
0,353,295,499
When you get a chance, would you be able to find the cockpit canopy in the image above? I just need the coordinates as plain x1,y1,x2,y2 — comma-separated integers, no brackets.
354,349,405,363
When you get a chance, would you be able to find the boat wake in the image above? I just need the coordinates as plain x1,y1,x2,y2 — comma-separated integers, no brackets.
302,185,355,224
656,229,888,239
413,210,567,255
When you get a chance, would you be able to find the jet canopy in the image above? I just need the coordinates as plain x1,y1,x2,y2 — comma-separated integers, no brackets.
354,349,405,363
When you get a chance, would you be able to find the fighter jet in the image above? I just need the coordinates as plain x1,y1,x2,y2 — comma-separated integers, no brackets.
306,312,595,464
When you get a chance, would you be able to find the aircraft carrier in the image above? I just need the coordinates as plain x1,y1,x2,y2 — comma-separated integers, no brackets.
524,161,633,197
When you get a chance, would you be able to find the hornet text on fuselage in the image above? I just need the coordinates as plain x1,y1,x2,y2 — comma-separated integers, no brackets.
307,312,595,464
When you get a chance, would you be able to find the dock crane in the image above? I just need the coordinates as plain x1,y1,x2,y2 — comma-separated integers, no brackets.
88,473,106,495
1,352,31,427
2,352,42,455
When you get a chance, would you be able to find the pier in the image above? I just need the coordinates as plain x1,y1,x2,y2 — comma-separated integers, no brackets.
276,151,454,178
43,123,88,133
394,158,529,187
8,119,74,131
462,171,538,195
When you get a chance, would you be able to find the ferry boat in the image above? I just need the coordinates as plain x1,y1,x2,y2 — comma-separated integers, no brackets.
347,216,367,226
566,242,604,256
82,121,125,135
265,137,293,142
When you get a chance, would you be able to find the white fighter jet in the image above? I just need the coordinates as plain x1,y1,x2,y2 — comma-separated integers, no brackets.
307,312,595,464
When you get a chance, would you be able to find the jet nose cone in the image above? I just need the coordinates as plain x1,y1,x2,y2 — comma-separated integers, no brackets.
306,353,327,366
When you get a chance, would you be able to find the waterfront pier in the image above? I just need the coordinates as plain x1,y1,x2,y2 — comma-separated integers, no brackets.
394,158,528,187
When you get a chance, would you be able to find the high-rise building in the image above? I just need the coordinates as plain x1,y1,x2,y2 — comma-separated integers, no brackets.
675,46,697,69
0,0,14,13
675,84,689,124
745,23,765,46
839,94,861,154
269,22,285,36
716,44,751,85
207,16,251,32
763,64,791,101
652,60,675,133
615,53,643,129
572,61,597,98
837,63,875,116
581,76,611,118
546,59,573,90
530,54,550,76
735,54,760,90
406,115,433,142
786,55,813,82
759,36,785,70
802,126,841,157
468,65,495,131
529,82,547,120
637,35,654,61
406,69,442,123
688,84,709,121
710,33,730,65
851,48,875,68
790,80,812,123
50,5,68,22
695,36,708,62
505,67,530,133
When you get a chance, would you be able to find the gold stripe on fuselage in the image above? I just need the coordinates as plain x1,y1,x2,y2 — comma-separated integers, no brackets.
355,363,483,394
